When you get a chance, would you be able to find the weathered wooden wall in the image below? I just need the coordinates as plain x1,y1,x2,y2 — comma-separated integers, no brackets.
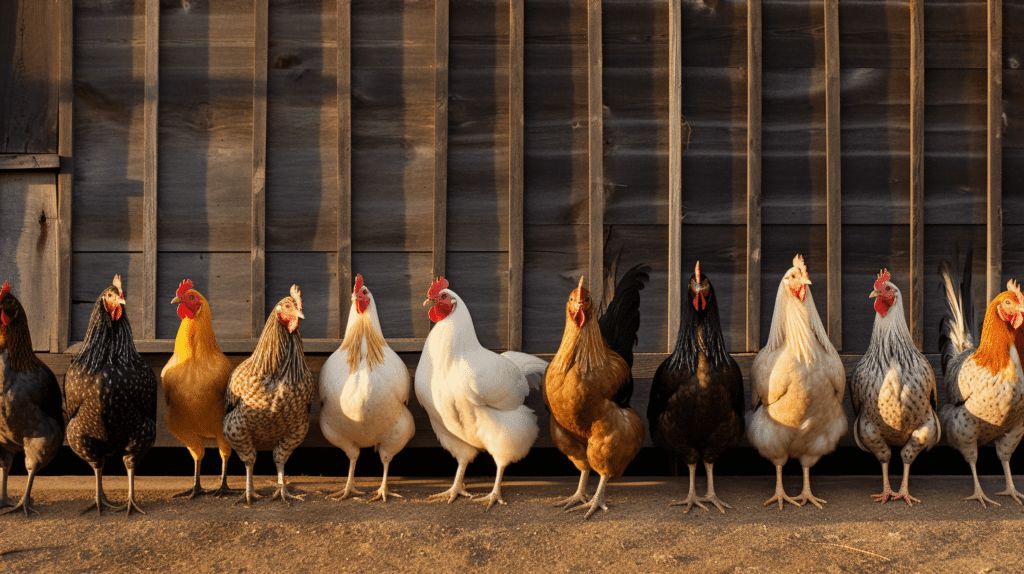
1,0,1022,457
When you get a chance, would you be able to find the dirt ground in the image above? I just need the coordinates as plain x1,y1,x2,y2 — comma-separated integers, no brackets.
0,474,1021,573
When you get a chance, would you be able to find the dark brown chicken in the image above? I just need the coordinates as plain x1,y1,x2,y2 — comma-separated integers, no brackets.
544,265,649,519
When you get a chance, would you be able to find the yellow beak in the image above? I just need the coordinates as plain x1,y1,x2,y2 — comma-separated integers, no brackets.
869,290,879,299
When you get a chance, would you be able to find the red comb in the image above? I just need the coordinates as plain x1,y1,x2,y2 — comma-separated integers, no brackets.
353,274,364,293
112,275,124,298
874,269,890,291
427,277,449,300
290,284,303,310
176,278,194,298
695,261,701,283
793,254,808,279
1009,279,1023,306
0,281,9,299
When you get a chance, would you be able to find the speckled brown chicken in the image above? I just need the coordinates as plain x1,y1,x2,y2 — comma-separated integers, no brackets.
223,285,316,507
849,270,940,506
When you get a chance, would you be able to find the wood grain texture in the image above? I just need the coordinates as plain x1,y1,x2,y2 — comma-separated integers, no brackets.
987,0,1002,304
587,0,603,308
433,0,449,279
509,0,524,352
338,0,352,337
0,155,60,170
747,0,762,353
142,0,159,341
0,0,58,154
909,0,924,350
667,0,682,352
252,0,268,338
55,0,73,352
825,0,842,351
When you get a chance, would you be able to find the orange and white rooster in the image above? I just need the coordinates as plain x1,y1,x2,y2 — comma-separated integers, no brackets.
939,249,1024,507
416,277,548,509
319,274,414,502
748,255,847,509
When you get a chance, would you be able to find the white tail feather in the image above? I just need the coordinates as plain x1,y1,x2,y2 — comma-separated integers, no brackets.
500,351,549,391
940,262,971,353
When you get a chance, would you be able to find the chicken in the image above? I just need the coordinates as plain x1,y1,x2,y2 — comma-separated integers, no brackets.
64,275,157,515
223,285,317,507
0,281,64,515
939,249,1024,507
648,262,743,513
160,279,237,499
748,255,846,509
415,277,548,509
545,265,649,519
849,269,940,506
319,274,414,502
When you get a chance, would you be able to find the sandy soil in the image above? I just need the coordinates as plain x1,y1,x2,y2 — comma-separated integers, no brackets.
0,474,1021,573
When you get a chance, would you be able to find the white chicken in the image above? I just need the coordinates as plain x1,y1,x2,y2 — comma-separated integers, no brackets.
748,254,847,509
319,274,415,502
416,277,548,509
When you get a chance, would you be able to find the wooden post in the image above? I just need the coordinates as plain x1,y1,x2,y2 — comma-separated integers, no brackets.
337,0,352,336
987,0,1002,303
825,0,841,350
251,0,268,336
587,0,604,307
746,0,762,353
667,0,682,351
909,0,924,349
143,0,159,341
433,0,449,280
508,0,524,352
54,0,73,352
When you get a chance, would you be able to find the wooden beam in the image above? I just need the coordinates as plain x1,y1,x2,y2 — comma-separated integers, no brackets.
587,0,604,307
667,0,682,352
746,0,762,353
0,154,60,170
508,0,524,352
53,0,73,352
142,0,159,341
251,0,269,336
825,0,841,350
433,0,449,280
337,0,352,336
987,0,1002,303
909,0,924,350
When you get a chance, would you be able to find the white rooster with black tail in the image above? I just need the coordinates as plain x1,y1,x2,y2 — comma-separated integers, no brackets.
416,277,548,509
319,274,414,502
748,255,847,509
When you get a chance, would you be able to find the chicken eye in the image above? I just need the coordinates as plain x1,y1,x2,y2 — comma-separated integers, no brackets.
885,286,891,291
585,297,590,302
190,294,196,301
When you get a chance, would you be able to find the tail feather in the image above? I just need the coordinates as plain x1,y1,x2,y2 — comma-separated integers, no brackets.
938,247,975,376
598,264,651,368
500,351,548,391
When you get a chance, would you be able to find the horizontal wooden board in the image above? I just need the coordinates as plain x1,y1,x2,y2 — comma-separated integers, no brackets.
0,173,57,351
0,154,60,170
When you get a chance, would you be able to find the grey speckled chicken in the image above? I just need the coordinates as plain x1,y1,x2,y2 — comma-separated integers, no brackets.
849,270,940,506
223,285,316,507
0,281,64,516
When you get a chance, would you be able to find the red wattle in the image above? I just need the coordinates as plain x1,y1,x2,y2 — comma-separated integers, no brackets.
429,302,453,323
692,294,699,310
1,310,8,326
571,307,586,328
356,298,369,314
111,305,122,322
874,297,890,318
177,304,194,320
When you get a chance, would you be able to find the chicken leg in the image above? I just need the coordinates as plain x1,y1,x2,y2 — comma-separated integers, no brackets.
965,461,999,508
995,460,1024,505
763,464,800,509
568,474,610,520
872,460,898,504
554,469,590,509
698,461,732,513
327,453,366,500
894,462,920,506
669,463,708,513
793,465,826,508
369,460,403,503
271,462,305,506
0,464,12,510
476,464,507,510
1,468,39,516
80,467,125,515
232,463,263,507
428,459,474,503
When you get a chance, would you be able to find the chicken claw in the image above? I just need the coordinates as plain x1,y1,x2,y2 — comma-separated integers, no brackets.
669,493,708,514
232,489,262,507
763,491,801,510
568,475,610,520
476,491,506,511
996,487,1024,505
427,486,475,504
0,496,39,517
554,492,589,510
965,490,1000,508
326,485,365,501
793,490,827,509
368,486,403,503
272,483,306,506
698,493,732,514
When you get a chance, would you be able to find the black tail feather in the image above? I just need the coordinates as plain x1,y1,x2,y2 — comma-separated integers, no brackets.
598,263,651,369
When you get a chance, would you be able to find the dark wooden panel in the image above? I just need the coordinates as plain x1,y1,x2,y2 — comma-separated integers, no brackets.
157,0,254,253
0,0,59,153
154,252,252,341
840,224,910,355
1005,70,1024,149
70,252,145,343
759,225,829,345
350,251,433,340
445,252,510,350
450,0,510,69
1003,148,1024,224
265,252,339,340
0,173,57,351
266,0,340,253
351,0,436,69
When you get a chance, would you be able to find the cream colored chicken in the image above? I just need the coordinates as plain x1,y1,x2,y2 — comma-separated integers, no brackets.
748,255,847,509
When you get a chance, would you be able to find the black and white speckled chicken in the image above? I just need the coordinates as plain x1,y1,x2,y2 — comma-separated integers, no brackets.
64,275,157,515
223,285,317,507
0,281,64,516
849,269,940,506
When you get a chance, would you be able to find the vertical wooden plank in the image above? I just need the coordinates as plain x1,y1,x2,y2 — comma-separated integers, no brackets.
987,0,1002,303
53,0,73,352
746,0,762,353
252,0,268,336
667,0,681,351
588,0,604,307
508,0,524,352
143,0,159,340
433,0,449,280
337,0,352,337
825,0,841,350
909,0,924,350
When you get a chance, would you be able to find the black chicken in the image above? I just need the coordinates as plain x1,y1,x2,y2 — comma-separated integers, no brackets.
648,262,744,513
64,275,157,515
0,281,64,516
